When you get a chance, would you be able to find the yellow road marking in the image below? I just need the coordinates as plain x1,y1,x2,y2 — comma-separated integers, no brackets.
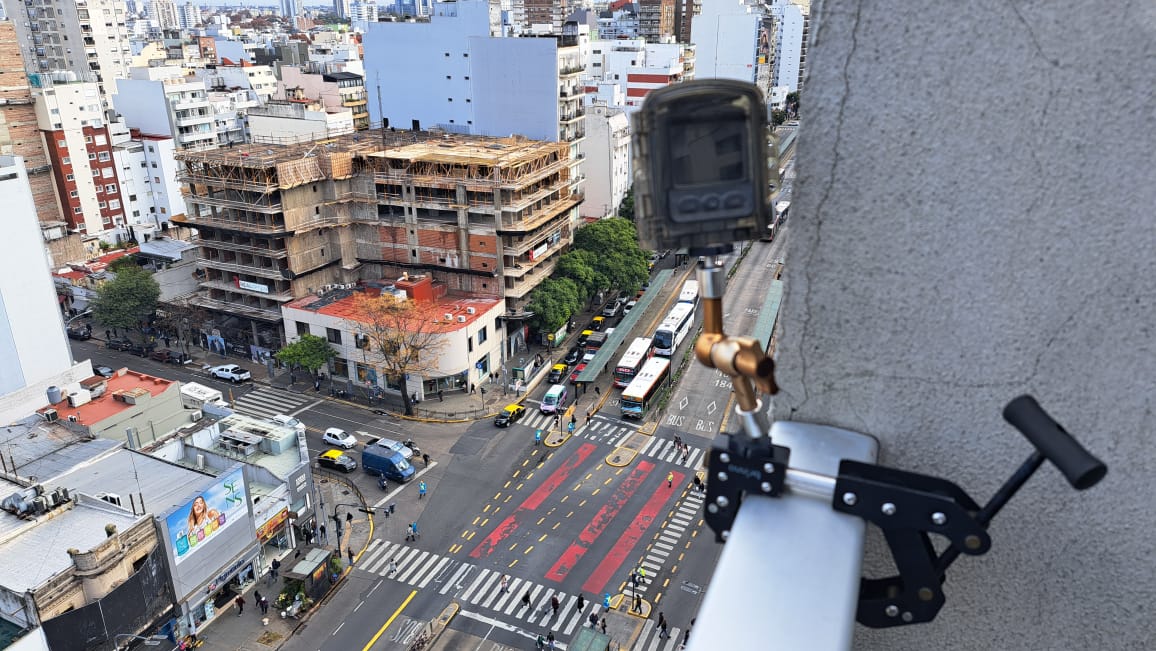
360,589,416,651
524,545,534,554
591,488,600,496
509,543,518,551
537,516,546,525
603,477,613,485
479,518,489,527
539,534,547,542
509,559,519,568
465,531,476,541
552,522,560,530
579,499,587,507
472,516,480,525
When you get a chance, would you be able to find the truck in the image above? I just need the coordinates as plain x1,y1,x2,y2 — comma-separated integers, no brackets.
180,382,231,411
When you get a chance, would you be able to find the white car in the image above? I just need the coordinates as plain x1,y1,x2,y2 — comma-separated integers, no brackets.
374,437,414,460
209,364,251,383
271,414,306,435
322,427,357,449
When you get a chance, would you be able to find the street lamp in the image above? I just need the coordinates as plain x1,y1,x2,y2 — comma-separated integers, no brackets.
331,502,375,550
113,633,166,650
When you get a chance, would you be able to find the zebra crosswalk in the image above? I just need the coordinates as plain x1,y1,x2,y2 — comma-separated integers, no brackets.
519,413,706,469
634,619,690,651
231,387,315,420
633,436,705,469
357,538,611,637
623,489,704,605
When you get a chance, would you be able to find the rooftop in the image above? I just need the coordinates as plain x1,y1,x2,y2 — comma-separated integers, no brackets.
138,237,197,262
0,416,122,485
39,369,175,428
285,286,501,334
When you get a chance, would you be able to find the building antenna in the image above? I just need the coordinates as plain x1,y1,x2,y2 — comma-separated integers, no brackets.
376,71,385,146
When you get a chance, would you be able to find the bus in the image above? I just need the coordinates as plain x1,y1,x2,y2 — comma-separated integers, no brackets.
762,201,791,242
613,337,654,388
653,302,696,356
621,357,671,419
678,279,700,305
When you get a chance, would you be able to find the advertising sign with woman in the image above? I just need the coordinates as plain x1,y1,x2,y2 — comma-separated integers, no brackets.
165,468,248,565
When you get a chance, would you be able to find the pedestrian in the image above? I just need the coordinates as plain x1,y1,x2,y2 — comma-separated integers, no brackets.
576,593,585,612
470,384,475,394
674,435,682,449
163,335,171,347
269,558,281,584
631,572,639,588
600,617,607,634
594,386,601,396
603,593,611,609
234,595,245,616
570,413,577,426
254,590,262,606
500,575,509,594
550,594,560,615
638,565,647,583
589,613,599,628
438,389,444,402
480,386,486,397
683,627,691,645
633,594,642,612
568,421,575,434
668,471,674,488
422,452,431,466
105,329,111,340
418,480,427,499
389,558,398,574
314,378,321,391
534,430,541,446
546,632,555,650
522,590,532,611
586,408,592,424
347,548,355,565
693,475,703,493
658,611,668,638
682,449,690,464
536,633,545,650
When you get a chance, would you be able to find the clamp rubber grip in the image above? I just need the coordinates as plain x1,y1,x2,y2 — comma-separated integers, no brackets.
1003,395,1107,490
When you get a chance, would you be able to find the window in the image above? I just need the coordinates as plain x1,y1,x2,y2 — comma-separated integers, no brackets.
332,357,349,378
102,167,113,178
105,183,117,194
468,336,473,353
97,151,109,161
150,162,157,168
57,139,67,148
65,173,74,181
296,321,310,336
69,190,78,198
88,152,96,160
326,327,342,345
84,135,93,143
478,326,488,344
109,199,120,209
92,168,100,177
61,157,70,165
147,145,154,152
153,177,160,183
94,134,107,145
73,206,82,214
98,201,106,209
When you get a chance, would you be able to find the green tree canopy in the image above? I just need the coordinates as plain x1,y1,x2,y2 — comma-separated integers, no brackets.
91,266,160,339
527,278,582,334
572,218,649,293
771,109,787,126
554,250,604,298
274,333,336,376
617,185,635,220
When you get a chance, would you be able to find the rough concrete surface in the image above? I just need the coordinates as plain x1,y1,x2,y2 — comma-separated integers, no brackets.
772,1,1155,649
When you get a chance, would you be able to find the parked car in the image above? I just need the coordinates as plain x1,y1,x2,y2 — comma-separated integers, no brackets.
623,300,638,315
322,427,358,449
149,348,184,364
209,364,251,383
547,363,568,384
374,437,414,460
494,404,526,427
94,366,115,378
66,327,91,341
129,343,155,357
106,338,134,351
569,363,588,384
317,449,357,473
563,346,582,366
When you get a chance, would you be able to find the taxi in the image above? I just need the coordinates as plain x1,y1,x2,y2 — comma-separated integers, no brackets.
591,316,606,331
317,449,357,473
494,404,526,428
547,363,568,383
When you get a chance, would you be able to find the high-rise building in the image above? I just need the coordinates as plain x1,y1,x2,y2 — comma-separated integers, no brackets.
178,2,200,29
691,0,769,86
672,0,698,43
0,155,74,396
523,0,565,31
333,0,351,20
4,0,133,107
638,0,674,43
768,0,808,92
146,0,179,29
280,0,299,21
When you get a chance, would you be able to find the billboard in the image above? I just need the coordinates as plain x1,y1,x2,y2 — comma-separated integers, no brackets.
165,467,248,566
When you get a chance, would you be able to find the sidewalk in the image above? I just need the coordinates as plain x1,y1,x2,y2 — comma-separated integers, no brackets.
194,472,373,651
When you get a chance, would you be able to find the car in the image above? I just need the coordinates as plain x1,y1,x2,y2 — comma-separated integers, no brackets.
374,436,414,460
547,363,568,383
271,414,307,435
494,404,526,427
623,300,638,315
149,348,180,364
67,327,91,341
322,427,358,449
569,362,588,384
602,301,623,318
617,290,632,302
209,364,251,383
563,346,582,366
576,330,593,348
94,366,115,378
317,449,357,473
106,338,134,351
591,316,606,331
582,351,596,364
129,343,155,357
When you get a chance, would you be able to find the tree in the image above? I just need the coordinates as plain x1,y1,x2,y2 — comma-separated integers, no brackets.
348,294,449,416
92,266,159,340
155,299,211,355
526,278,583,335
572,218,650,293
554,250,604,299
274,334,336,378
617,185,635,220
785,91,800,117
771,109,787,127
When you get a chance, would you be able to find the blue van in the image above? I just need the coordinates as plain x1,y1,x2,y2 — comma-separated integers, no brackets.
362,446,416,483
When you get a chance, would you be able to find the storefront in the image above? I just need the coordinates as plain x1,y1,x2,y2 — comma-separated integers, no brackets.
180,546,261,637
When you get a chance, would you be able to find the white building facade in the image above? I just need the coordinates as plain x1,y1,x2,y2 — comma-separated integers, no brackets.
582,104,631,220
768,0,807,92
691,0,763,83
113,68,217,150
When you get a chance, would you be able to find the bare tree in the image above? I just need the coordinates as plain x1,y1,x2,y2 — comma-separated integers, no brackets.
347,293,449,416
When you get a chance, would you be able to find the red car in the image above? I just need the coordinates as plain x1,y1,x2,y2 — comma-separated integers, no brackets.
569,363,587,384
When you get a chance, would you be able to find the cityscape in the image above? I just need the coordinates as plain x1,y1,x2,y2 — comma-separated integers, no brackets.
0,0,807,650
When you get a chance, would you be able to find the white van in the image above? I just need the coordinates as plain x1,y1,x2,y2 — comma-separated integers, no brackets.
271,414,306,435
540,384,568,414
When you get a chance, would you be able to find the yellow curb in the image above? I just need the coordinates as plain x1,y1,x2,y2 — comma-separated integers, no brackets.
622,595,652,619
637,421,657,436
544,431,572,448
606,447,637,467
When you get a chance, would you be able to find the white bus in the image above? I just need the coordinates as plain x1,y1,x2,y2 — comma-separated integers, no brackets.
678,279,700,305
613,337,654,388
653,302,696,356
540,384,569,414
621,357,672,419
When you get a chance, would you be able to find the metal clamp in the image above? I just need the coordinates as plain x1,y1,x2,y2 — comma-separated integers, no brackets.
704,433,790,542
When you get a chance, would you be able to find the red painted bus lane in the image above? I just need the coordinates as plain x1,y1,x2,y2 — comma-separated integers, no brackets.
545,461,655,582
469,443,597,559
581,469,685,595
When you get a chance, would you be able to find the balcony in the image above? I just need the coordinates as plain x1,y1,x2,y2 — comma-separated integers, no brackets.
172,97,210,111
187,293,284,322
184,192,283,214
175,112,214,127
200,279,293,302
198,257,286,280
177,211,290,235
178,129,217,145
559,64,584,76
560,107,586,123
503,257,559,299
198,239,288,258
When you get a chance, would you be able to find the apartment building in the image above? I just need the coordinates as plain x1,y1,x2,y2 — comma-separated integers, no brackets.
585,39,692,111
4,0,133,107
145,0,179,29
692,0,772,88
278,65,370,130
246,100,356,142
768,0,808,93
175,128,578,354
672,0,698,43
34,81,128,241
113,68,218,150
582,104,631,221
638,0,675,43
111,127,186,238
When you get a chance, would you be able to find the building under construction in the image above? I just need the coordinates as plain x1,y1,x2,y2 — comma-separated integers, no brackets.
175,128,581,351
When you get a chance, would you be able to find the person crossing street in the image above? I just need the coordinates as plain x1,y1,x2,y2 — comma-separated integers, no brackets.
418,480,427,499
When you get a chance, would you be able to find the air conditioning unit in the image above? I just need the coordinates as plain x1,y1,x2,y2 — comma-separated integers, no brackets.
457,315,467,323
42,408,58,423
67,415,78,423
68,389,92,408
32,497,48,514
466,307,476,315
189,409,203,421
196,454,205,471
443,313,453,321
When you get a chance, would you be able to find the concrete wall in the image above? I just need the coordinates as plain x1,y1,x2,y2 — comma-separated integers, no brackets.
772,2,1155,649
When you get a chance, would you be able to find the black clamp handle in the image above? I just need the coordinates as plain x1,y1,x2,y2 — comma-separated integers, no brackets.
1003,395,1107,490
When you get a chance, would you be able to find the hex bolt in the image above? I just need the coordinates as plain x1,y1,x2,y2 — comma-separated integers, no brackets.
918,587,935,602
763,462,775,474
719,452,731,464
717,471,729,483
707,503,719,514
965,534,982,550
842,492,858,506
885,605,899,617
721,530,730,541
901,611,913,623
931,512,947,526
881,502,897,516
761,482,772,493
715,495,730,508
